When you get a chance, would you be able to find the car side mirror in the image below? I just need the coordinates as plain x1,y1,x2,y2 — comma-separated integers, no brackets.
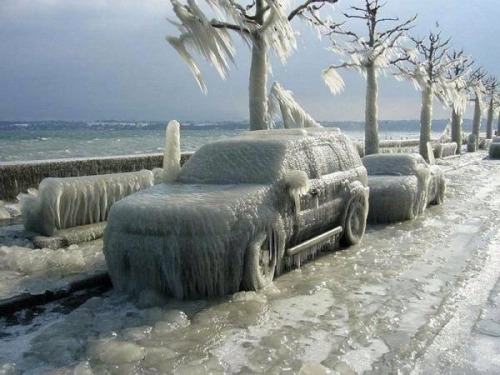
283,170,309,218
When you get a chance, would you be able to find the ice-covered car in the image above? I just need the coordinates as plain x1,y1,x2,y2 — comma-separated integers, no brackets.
103,128,368,298
362,153,446,224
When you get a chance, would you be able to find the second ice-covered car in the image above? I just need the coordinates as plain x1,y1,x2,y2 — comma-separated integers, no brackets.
362,153,446,224
103,129,368,298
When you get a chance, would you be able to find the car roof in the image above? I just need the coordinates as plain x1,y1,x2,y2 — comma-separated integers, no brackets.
178,128,360,184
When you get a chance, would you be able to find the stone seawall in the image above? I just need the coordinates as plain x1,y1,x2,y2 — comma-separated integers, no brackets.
0,153,193,202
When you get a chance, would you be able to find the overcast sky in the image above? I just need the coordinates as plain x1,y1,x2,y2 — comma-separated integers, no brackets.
1,0,499,123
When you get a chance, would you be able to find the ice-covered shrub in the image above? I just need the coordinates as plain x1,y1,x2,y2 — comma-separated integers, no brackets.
489,138,500,158
467,134,477,152
21,170,155,236
479,138,492,150
433,142,458,159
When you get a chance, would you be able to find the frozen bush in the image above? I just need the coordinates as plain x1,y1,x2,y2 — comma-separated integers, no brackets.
489,142,500,159
21,170,155,236
467,134,477,152
433,142,458,158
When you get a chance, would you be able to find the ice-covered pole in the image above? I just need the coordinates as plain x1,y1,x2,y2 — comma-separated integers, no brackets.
163,120,181,182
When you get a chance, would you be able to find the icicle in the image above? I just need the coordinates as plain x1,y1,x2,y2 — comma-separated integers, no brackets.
321,67,345,95
163,120,181,182
283,170,309,219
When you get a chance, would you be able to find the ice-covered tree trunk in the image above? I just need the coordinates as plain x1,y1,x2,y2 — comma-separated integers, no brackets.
420,86,433,162
486,98,494,139
497,110,500,135
451,107,462,154
472,95,482,145
365,64,379,155
249,35,268,131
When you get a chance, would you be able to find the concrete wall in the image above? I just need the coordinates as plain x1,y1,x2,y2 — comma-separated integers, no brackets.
0,153,193,202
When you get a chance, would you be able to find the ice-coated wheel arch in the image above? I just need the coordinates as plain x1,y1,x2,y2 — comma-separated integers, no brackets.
242,231,277,291
340,194,368,246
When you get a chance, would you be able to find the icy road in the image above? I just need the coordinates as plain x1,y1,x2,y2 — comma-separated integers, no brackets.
1,150,499,374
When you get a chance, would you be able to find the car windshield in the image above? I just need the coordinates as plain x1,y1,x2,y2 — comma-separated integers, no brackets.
178,139,289,184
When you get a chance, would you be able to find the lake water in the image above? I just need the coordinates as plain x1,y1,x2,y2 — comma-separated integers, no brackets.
0,122,429,162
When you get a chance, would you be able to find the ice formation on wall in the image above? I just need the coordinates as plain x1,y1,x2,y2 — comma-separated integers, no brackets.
269,82,321,129
21,170,155,236
153,120,182,183
104,129,367,298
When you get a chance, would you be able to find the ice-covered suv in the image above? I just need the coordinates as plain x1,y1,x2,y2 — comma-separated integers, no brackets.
103,128,369,298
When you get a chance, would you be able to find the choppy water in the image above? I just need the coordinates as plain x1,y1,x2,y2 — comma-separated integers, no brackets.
0,123,429,162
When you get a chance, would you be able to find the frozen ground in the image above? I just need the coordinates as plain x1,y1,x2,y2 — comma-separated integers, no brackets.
0,150,499,374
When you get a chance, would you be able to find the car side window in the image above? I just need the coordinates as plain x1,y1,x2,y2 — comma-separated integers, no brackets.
310,143,344,176
285,148,318,179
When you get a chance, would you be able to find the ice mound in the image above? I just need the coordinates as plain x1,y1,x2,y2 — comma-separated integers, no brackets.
433,142,458,158
489,137,500,158
21,170,155,236
0,245,85,274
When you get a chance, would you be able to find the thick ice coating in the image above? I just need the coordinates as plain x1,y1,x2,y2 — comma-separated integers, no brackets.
433,142,458,158
363,153,445,223
489,137,500,159
21,170,155,236
104,129,368,298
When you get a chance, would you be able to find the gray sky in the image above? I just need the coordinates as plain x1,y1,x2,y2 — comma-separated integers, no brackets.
1,0,499,122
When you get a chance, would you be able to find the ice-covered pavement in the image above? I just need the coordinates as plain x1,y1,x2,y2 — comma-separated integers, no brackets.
0,150,499,374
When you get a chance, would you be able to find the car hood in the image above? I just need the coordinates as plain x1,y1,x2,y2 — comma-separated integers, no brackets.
106,182,275,236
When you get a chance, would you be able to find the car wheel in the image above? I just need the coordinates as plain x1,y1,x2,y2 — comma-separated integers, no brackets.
243,232,276,291
340,197,367,246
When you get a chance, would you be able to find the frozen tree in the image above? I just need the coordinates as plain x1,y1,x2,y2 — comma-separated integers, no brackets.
497,108,500,135
484,76,499,139
268,82,321,128
396,31,458,162
469,68,487,145
444,51,475,153
167,0,338,131
321,0,416,155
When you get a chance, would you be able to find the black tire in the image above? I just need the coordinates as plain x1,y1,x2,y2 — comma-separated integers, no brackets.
243,232,276,291
340,197,367,246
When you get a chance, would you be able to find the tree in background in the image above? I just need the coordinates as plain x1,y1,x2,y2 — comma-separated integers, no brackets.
484,76,498,139
444,50,474,154
469,68,487,146
167,0,338,131
321,0,416,155
396,31,458,162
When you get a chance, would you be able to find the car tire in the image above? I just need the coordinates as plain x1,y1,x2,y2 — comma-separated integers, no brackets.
243,232,276,291
340,197,367,246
